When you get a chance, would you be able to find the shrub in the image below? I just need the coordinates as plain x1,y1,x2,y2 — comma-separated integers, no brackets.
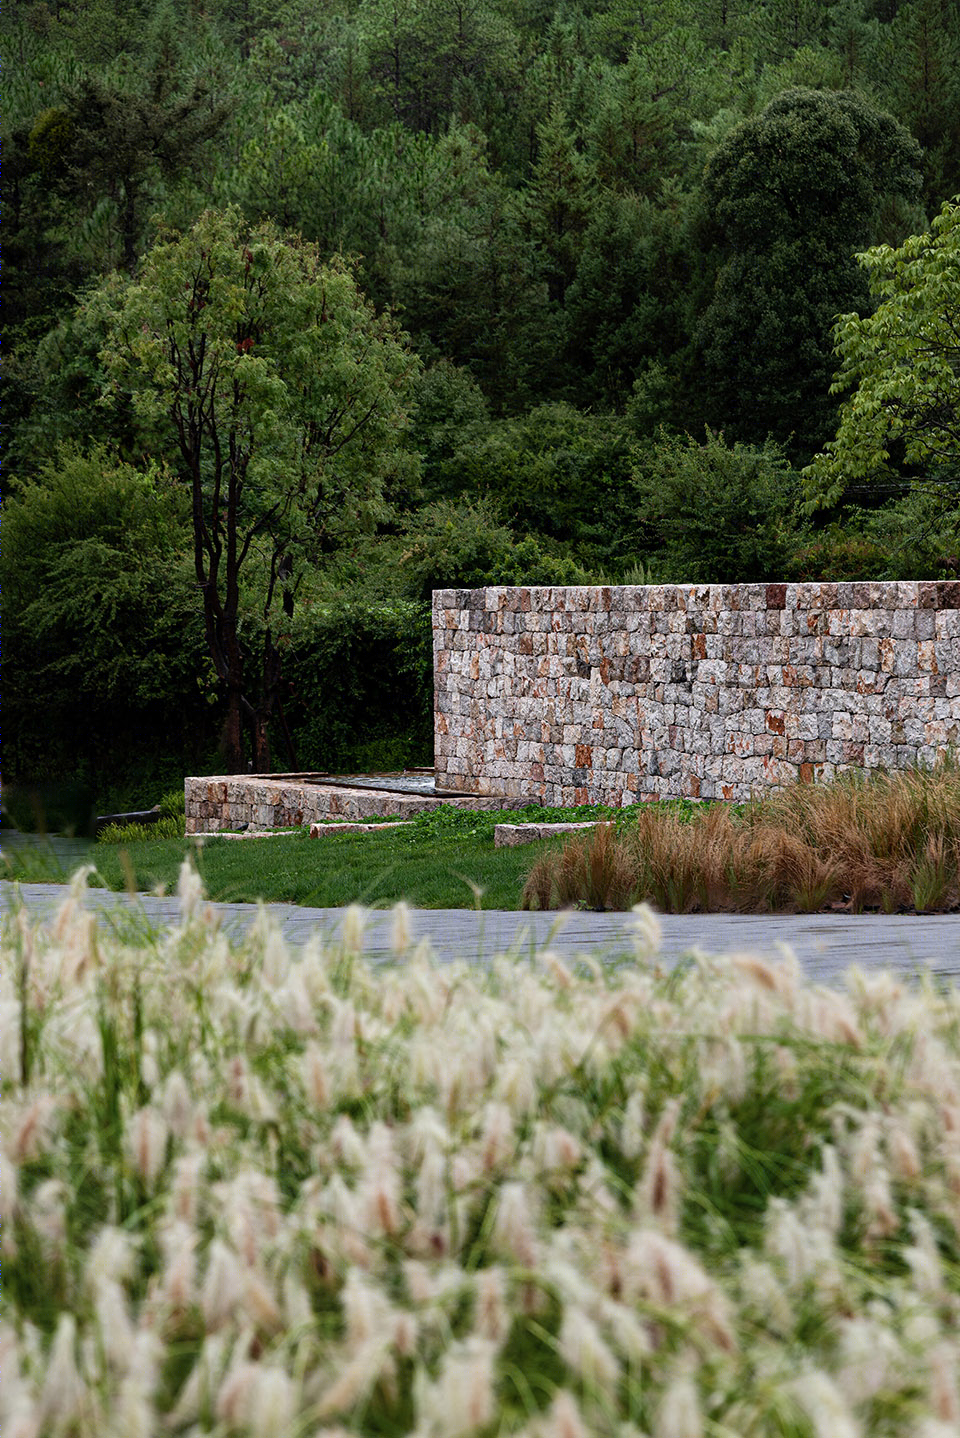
632,428,802,582
282,598,435,772
2,444,215,788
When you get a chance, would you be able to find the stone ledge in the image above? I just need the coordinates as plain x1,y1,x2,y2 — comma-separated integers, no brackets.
184,773,533,835
494,821,603,848
201,829,295,841
309,821,411,837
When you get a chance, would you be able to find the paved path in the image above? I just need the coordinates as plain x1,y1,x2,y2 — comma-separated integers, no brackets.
3,881,959,987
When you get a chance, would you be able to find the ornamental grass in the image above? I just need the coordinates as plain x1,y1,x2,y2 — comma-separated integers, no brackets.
523,763,960,914
3,864,960,1436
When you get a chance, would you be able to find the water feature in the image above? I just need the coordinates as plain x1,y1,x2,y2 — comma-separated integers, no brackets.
1,824,97,878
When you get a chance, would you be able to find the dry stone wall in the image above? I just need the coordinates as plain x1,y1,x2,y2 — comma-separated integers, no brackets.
433,582,960,805
184,774,528,834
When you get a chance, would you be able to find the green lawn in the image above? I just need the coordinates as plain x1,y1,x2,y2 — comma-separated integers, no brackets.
3,821,557,909
1,800,704,909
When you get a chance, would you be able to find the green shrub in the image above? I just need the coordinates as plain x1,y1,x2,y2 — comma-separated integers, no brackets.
158,788,186,819
632,428,803,582
395,499,595,602
97,815,184,844
282,598,435,772
2,444,216,788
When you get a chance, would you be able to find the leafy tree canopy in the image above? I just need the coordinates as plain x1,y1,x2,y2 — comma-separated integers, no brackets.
803,200,960,510
94,206,421,770
696,87,922,458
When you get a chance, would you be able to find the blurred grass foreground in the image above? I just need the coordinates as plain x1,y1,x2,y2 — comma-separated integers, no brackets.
3,863,960,1436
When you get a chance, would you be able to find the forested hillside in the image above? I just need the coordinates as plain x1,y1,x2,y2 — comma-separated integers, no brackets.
5,0,960,803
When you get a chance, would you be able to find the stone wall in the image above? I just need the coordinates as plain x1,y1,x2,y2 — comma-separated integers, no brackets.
184,774,529,834
433,582,960,805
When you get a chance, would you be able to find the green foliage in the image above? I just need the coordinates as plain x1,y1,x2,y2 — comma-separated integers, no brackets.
410,361,491,499
430,404,641,567
696,87,922,460
564,185,698,412
1,445,213,785
393,499,595,601
784,487,960,580
98,817,184,844
803,200,960,509
158,788,186,820
96,206,421,771
281,599,435,773
632,429,802,582
8,0,960,794
877,0,960,206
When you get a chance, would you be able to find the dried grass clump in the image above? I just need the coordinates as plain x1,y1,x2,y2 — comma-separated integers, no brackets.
4,863,960,1436
523,759,960,912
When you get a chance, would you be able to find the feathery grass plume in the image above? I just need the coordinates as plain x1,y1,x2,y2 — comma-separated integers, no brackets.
11,1094,58,1164
491,1181,539,1266
201,1239,243,1330
473,1266,510,1344
316,1339,393,1418
38,1314,87,1432
419,1336,497,1435
158,1220,197,1311
248,1365,297,1438
836,1316,906,1405
928,1342,960,1426
634,1098,682,1232
631,900,663,958
367,1159,410,1251
904,1210,945,1298
392,900,412,956
538,1390,590,1438
176,857,205,920
790,1369,860,1438
341,903,367,954
6,862,960,1435
654,1372,703,1438
127,1105,168,1186
558,1305,620,1391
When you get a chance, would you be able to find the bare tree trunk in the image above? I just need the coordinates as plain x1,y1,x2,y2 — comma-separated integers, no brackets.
221,684,245,772
251,713,271,773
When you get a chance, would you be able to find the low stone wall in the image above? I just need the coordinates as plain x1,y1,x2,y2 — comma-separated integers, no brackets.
433,582,960,805
184,774,528,834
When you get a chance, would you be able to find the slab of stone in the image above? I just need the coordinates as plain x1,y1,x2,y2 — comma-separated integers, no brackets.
201,829,295,841
185,774,532,836
494,821,602,848
309,821,411,837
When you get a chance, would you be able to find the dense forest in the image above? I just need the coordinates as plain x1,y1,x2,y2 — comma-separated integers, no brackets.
4,0,960,808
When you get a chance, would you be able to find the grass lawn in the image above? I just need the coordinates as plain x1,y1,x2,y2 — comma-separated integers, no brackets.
3,812,574,909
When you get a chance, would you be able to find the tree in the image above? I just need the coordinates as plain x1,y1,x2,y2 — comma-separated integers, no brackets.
1,445,210,786
633,429,802,582
35,29,232,272
803,200,960,510
694,88,922,460
96,207,420,772
879,0,960,206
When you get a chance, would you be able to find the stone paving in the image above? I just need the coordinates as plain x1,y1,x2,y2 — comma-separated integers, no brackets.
4,881,959,990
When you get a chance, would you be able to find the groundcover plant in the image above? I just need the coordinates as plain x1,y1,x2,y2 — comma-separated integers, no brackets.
3,865,960,1436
